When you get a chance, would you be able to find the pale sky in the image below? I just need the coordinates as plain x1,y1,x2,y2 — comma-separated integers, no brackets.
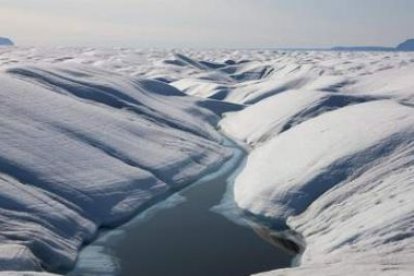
0,0,413,48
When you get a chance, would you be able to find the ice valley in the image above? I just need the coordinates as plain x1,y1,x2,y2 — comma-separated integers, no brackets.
0,47,413,276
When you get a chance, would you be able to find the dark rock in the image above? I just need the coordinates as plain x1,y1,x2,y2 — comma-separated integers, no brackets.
0,37,14,46
396,39,414,51
331,46,393,52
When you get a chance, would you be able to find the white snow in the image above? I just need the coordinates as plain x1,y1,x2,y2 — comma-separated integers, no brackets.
232,100,414,220
217,53,414,275
0,60,232,272
220,89,374,146
0,47,413,276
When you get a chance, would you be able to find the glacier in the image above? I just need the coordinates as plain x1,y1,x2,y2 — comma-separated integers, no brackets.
0,47,413,275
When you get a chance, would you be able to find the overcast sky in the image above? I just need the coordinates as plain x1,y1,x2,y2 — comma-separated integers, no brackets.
1,0,413,48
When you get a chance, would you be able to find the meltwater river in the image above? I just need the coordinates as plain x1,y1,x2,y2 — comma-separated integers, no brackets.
69,142,293,276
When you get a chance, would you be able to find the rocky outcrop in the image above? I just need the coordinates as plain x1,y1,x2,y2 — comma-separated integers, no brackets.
396,39,414,51
0,37,14,46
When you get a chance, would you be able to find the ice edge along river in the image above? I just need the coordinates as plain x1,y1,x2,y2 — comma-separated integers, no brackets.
68,137,295,276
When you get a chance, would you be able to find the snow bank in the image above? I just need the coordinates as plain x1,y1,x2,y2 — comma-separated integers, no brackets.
233,100,413,221
220,89,373,146
217,53,414,275
256,142,414,275
344,64,414,104
0,64,232,272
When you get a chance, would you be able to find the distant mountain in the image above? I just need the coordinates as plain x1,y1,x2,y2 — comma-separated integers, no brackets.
0,37,14,46
331,39,414,52
331,46,393,52
396,39,414,51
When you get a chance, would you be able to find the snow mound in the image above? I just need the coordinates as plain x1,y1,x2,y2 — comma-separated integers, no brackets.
172,51,414,106
0,64,232,272
211,50,414,276
230,99,414,276
234,100,413,222
220,90,375,146
262,143,414,275
255,145,414,275
344,64,414,105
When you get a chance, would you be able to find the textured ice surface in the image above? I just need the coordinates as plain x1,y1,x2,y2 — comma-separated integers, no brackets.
218,53,414,275
0,60,232,272
1,47,413,275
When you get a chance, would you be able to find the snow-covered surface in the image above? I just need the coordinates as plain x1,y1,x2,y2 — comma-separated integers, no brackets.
232,100,413,219
0,51,234,273
217,53,414,275
0,47,413,275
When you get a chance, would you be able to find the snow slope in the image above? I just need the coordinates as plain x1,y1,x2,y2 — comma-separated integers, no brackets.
0,63,233,273
217,54,414,275
220,90,374,146
168,50,414,275
233,100,413,221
